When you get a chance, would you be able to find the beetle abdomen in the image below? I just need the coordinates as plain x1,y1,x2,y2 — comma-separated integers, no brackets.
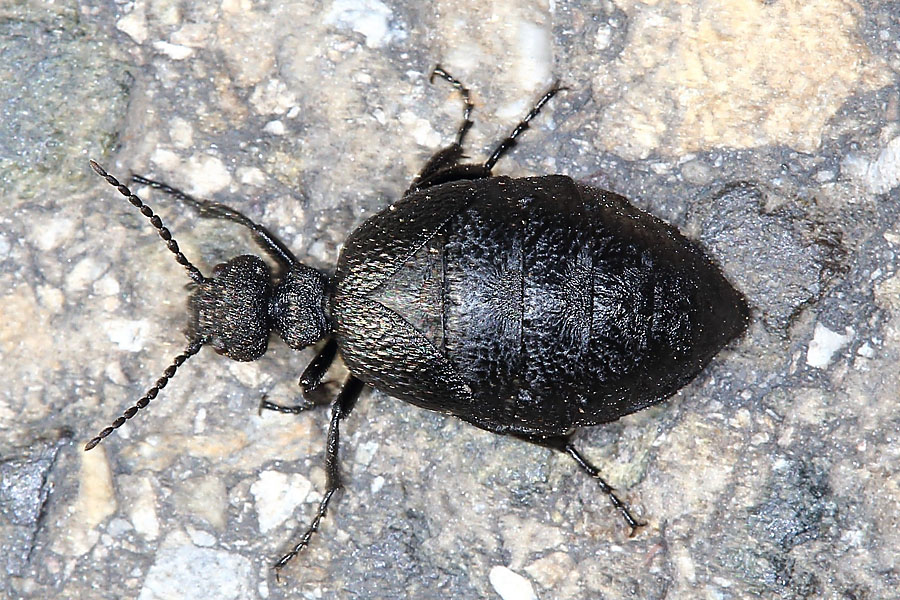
332,175,748,436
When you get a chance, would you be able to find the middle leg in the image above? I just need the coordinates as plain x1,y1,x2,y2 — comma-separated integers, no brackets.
273,375,364,575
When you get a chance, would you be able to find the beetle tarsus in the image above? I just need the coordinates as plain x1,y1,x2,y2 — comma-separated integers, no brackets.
563,442,645,534
429,64,474,148
258,397,317,415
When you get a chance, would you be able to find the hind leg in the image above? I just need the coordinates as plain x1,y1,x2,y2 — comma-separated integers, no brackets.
519,433,645,536
409,67,565,194
481,81,565,173
272,375,364,576
406,66,492,194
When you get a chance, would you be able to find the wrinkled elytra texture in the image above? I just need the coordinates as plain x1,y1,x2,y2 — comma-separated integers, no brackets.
332,174,749,436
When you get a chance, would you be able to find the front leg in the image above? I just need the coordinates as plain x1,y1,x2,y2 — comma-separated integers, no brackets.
131,174,299,270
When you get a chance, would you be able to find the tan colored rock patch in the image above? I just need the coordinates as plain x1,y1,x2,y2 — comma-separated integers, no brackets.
594,0,892,159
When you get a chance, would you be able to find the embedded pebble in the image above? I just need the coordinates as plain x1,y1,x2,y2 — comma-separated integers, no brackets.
489,565,538,600
250,470,312,534
54,448,116,556
325,0,407,48
138,533,252,600
116,2,148,44
104,318,152,352
863,136,900,194
807,322,853,369
184,154,232,197
128,477,160,540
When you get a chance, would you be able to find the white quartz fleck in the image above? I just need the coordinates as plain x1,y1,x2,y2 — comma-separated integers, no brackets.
354,440,379,466
250,79,297,115
37,284,65,312
842,136,900,194
116,1,148,44
104,318,152,352
250,470,312,534
263,119,286,135
150,148,182,173
238,167,267,186
129,477,160,540
325,0,407,48
398,110,442,147
806,322,853,369
595,24,612,50
35,216,77,251
65,256,105,293
186,526,218,547
515,21,552,93
866,136,900,193
857,342,875,358
93,274,120,297
152,40,194,60
184,154,232,197
489,565,538,600
168,117,194,149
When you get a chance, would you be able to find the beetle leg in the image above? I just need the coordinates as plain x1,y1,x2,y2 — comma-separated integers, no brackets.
430,65,475,148
131,174,300,270
299,339,339,395
409,143,466,191
482,81,566,173
407,65,484,194
407,163,492,194
273,375,363,577
258,396,318,415
520,434,646,536
563,442,646,536
258,339,339,414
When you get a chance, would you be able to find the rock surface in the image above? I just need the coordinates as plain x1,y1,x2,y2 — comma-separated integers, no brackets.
2,0,899,599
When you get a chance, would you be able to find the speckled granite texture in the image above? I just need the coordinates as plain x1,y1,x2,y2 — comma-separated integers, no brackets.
2,0,899,598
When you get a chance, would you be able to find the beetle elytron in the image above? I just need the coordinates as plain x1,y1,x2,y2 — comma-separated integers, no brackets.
87,66,748,573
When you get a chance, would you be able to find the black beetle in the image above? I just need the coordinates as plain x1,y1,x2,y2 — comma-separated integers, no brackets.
87,66,749,574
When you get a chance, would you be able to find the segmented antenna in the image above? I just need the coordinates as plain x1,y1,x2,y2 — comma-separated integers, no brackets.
89,160,204,283
84,340,203,451
86,160,208,451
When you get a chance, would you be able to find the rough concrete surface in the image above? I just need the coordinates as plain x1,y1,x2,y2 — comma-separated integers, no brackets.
1,0,899,598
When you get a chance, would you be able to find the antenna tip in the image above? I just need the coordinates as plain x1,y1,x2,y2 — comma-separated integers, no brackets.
84,438,100,451
89,160,106,177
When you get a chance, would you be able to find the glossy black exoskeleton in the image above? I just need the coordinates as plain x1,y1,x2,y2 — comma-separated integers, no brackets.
87,67,748,575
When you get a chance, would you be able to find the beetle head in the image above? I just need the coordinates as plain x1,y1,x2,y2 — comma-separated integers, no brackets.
188,254,273,361
85,161,330,452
